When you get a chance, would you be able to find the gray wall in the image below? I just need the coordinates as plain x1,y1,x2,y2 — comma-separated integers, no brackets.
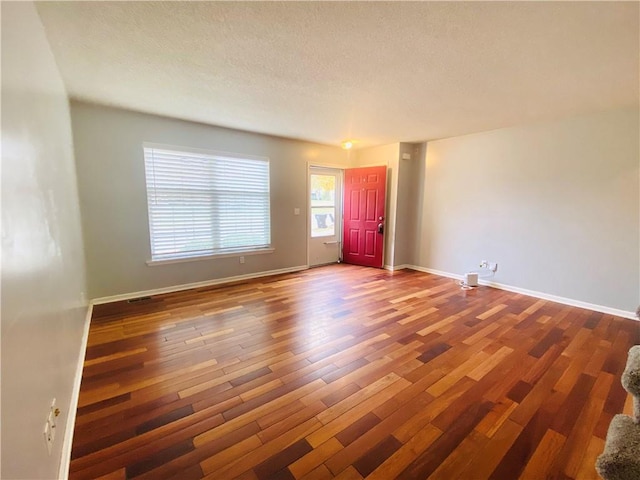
393,143,422,267
70,102,349,299
1,3,89,478
415,108,639,312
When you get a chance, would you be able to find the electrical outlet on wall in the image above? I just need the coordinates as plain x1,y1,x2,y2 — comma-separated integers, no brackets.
43,398,58,455
479,260,498,273
43,421,53,455
42,398,60,455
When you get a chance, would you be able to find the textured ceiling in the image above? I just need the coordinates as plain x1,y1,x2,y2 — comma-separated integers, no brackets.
36,1,639,148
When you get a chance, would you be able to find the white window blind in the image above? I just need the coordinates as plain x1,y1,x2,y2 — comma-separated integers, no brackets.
143,145,271,262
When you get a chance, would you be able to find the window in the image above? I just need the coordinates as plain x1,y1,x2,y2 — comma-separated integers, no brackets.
143,144,271,263
310,174,337,237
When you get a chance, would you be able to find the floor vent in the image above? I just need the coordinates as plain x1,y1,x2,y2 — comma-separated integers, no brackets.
127,296,152,303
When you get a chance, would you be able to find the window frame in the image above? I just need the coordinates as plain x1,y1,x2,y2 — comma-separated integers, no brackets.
142,142,274,266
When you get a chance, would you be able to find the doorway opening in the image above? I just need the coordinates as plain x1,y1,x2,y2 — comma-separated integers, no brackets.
307,165,387,269
342,166,387,268
308,166,343,267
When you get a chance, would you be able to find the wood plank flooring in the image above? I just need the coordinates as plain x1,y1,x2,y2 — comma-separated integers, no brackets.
70,265,639,479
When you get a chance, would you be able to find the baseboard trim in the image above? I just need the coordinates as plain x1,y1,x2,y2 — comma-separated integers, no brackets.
407,265,637,321
384,264,410,271
91,265,310,305
59,303,93,480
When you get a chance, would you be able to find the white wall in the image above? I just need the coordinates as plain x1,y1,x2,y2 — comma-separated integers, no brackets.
1,3,89,478
351,143,398,169
415,109,639,313
70,102,349,299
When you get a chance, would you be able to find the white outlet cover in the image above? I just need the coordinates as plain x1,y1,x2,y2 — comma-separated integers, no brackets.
43,422,53,455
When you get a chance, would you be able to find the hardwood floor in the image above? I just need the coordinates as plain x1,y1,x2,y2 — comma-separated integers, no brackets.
70,265,638,479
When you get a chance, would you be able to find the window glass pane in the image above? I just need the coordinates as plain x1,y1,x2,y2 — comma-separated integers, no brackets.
144,146,270,261
310,174,336,238
311,207,335,237
310,175,335,206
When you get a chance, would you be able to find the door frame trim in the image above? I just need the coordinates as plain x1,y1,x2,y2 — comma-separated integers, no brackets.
345,163,389,269
342,165,388,268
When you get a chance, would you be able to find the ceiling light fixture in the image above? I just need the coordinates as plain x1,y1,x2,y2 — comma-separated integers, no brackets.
341,140,354,150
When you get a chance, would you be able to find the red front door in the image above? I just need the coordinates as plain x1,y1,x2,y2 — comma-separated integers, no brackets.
342,166,387,268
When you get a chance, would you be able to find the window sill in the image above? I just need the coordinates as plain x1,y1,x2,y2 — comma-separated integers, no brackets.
146,247,275,266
